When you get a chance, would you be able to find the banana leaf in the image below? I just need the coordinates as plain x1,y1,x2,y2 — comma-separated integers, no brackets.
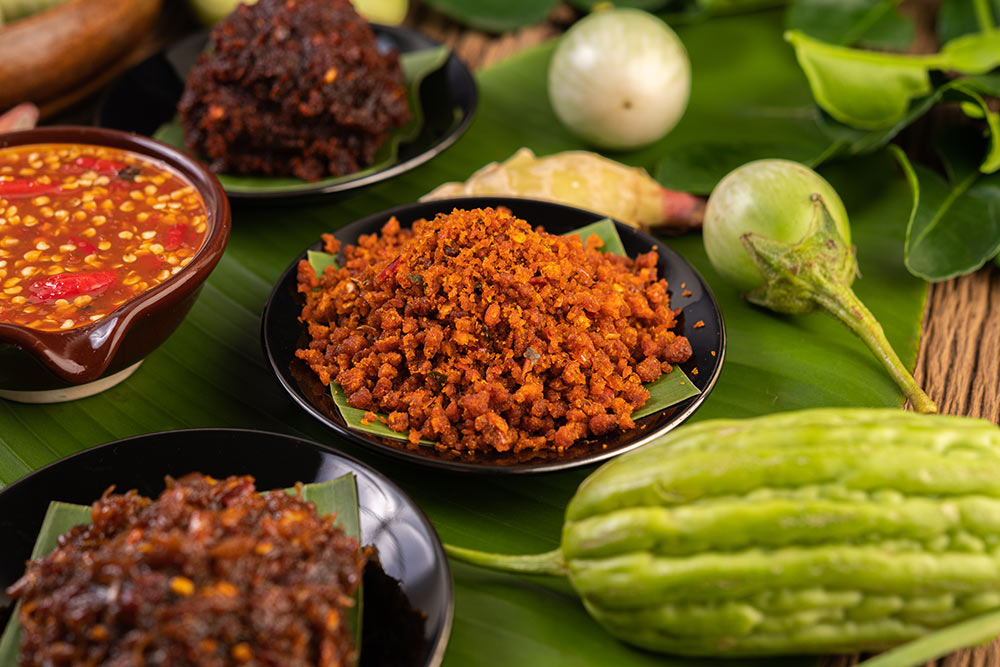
305,218,698,444
0,475,361,665
0,10,926,666
152,46,451,195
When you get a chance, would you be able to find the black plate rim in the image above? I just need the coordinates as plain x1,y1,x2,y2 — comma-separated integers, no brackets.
0,427,454,667
261,196,726,474
97,23,478,200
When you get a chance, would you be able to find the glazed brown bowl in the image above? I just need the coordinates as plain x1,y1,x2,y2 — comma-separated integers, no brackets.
0,126,230,402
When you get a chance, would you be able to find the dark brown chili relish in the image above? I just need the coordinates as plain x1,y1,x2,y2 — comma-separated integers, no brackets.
0,143,208,331
179,0,411,182
6,473,366,667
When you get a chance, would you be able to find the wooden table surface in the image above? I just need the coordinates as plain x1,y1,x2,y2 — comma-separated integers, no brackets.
409,4,1000,666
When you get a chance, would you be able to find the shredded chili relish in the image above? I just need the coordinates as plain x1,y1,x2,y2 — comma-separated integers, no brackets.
6,474,366,666
296,207,693,454
0,143,208,331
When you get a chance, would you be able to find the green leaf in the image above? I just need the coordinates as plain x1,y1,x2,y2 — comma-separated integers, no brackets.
153,46,451,195
307,218,697,444
937,30,1000,74
938,0,1000,42
785,0,914,50
892,136,1000,282
660,0,790,24
786,28,1000,132
420,0,560,32
856,607,1000,667
816,76,1000,174
570,0,671,10
306,249,338,276
562,218,628,256
653,140,833,194
945,79,1000,174
0,477,361,666
784,29,932,129
0,10,925,666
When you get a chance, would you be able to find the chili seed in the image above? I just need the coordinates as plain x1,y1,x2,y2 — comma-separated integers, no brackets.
170,576,195,596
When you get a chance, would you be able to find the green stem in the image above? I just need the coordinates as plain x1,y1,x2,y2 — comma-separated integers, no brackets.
858,608,1000,667
444,544,568,577
812,284,937,414
741,195,937,414
973,0,996,32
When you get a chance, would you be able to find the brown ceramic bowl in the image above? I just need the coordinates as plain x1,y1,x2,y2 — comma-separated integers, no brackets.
0,126,230,402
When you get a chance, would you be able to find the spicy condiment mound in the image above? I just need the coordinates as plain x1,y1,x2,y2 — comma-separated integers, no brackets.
296,207,693,454
6,474,366,666
179,0,411,182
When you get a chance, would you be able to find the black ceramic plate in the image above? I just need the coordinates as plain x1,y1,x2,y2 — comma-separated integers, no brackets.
97,25,477,199
261,197,726,473
0,429,453,667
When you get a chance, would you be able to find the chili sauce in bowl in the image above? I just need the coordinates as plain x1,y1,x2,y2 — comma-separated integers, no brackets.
0,144,208,331
0,128,230,403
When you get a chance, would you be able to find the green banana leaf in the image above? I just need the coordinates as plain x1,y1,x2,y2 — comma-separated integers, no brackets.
305,218,698,445
153,46,451,195
0,10,925,666
0,476,361,665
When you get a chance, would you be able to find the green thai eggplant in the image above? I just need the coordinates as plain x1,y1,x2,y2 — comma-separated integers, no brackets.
445,408,1000,657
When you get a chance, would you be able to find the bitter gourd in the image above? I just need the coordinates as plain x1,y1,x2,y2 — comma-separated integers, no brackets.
445,408,1000,656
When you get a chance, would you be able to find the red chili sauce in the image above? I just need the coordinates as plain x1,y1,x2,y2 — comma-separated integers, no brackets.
0,143,208,331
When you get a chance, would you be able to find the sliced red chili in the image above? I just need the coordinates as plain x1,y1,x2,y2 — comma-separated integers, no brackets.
73,156,125,172
163,224,189,251
134,254,163,274
377,255,402,282
29,270,118,302
0,179,59,197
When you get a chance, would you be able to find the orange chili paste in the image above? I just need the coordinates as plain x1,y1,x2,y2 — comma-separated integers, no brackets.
0,144,208,331
296,207,693,454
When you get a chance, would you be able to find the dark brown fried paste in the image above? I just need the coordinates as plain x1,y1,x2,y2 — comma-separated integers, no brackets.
6,474,365,667
295,207,693,454
179,0,411,181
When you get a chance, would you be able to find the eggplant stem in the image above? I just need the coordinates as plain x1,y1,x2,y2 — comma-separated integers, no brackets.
444,544,568,577
741,195,936,414
812,284,937,414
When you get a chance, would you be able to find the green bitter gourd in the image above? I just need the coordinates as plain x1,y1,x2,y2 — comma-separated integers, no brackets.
446,408,1000,656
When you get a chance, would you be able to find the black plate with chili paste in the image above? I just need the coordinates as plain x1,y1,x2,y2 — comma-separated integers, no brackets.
261,197,726,474
0,429,453,666
97,25,477,200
